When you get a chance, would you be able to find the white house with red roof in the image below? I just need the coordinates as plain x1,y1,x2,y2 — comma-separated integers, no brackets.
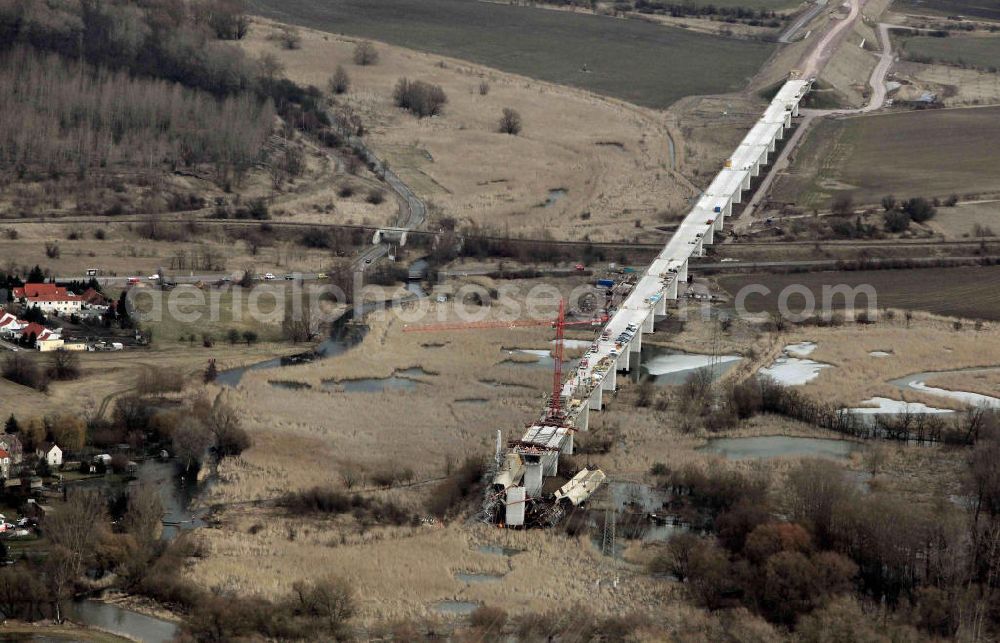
0,310,26,337
13,283,83,315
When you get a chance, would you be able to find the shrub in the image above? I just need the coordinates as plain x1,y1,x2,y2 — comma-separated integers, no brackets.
338,185,355,198
393,78,447,118
426,457,485,518
902,197,936,223
883,209,911,233
470,606,507,637
478,80,490,95
2,354,48,391
330,65,350,96
353,41,379,65
366,190,385,205
498,107,522,135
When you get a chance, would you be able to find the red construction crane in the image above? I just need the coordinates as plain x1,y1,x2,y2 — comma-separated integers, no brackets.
403,300,606,422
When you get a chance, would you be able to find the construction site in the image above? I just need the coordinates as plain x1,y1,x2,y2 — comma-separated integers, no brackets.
403,79,815,530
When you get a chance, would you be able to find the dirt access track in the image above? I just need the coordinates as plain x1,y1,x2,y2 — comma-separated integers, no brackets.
241,21,695,242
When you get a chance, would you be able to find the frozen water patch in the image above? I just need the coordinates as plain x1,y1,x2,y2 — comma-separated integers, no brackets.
784,341,817,356
908,381,1000,409
759,342,831,385
559,339,594,350
759,356,831,385
846,397,954,415
645,353,741,376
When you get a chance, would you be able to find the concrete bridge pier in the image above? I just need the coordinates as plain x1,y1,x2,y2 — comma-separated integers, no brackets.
602,370,616,393
641,311,654,333
703,225,715,244
589,386,602,410
616,347,630,372
575,404,589,432
666,278,678,300
655,294,667,317
678,260,688,283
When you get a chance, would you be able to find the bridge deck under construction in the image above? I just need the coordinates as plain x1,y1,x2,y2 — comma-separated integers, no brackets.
493,79,813,526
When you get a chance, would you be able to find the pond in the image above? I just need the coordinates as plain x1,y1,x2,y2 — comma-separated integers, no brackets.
435,600,480,616
323,367,432,393
502,348,581,370
542,188,567,208
699,436,863,460
637,346,742,385
477,544,522,557
64,600,179,643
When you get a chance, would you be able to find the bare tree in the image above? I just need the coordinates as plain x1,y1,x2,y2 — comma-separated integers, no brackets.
123,484,164,547
172,419,215,471
45,490,108,577
353,41,378,66
47,350,80,381
498,108,522,135
291,576,356,635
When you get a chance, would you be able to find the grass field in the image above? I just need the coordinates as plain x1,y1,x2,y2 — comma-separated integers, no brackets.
899,34,1000,70
896,0,1000,20
246,0,774,109
241,20,692,241
717,266,1000,320
772,106,1000,208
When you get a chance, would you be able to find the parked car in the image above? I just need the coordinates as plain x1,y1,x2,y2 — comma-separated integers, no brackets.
264,273,276,280
574,263,585,271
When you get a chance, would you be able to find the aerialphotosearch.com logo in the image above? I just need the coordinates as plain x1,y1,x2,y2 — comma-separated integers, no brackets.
119,275,879,327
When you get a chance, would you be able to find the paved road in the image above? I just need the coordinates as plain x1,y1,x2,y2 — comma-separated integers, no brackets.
740,5,898,225
334,111,427,270
779,0,828,44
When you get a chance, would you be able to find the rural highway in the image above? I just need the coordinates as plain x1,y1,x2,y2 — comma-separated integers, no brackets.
332,109,428,271
739,2,898,225
779,0,828,44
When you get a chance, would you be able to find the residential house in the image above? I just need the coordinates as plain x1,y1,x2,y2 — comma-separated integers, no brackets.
15,322,57,346
13,284,83,315
81,288,109,310
0,450,10,479
0,311,25,338
0,434,23,464
36,443,62,468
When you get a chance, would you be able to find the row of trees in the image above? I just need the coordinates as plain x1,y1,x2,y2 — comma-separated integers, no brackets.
0,47,274,185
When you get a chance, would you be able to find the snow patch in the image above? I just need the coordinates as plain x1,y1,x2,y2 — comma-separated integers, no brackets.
784,341,817,356
846,397,954,415
645,353,741,376
869,350,892,357
760,356,831,386
908,381,1000,409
